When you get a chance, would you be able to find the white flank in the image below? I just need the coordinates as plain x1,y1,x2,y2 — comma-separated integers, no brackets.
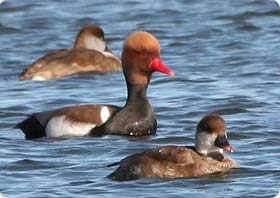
46,115,96,138
0,0,4,5
32,76,47,81
276,0,280,7
100,106,110,123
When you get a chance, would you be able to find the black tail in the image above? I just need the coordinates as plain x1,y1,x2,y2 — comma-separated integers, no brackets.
16,115,46,140
107,164,140,181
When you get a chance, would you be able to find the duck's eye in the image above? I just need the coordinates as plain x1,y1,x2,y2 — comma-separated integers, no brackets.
140,52,148,58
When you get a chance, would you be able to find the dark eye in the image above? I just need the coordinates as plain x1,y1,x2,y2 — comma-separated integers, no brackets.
140,52,148,58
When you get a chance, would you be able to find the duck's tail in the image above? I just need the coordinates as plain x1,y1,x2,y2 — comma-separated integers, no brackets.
16,115,46,140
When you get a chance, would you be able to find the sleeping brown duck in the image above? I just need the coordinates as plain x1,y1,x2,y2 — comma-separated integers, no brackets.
19,25,121,80
108,114,238,180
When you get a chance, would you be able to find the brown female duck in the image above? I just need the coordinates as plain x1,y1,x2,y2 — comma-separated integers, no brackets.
108,114,238,180
19,25,121,80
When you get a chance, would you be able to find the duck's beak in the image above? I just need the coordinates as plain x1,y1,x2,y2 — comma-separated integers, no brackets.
150,58,175,76
223,145,235,152
214,135,235,152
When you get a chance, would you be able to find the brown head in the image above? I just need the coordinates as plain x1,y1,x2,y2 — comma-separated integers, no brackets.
195,114,235,156
74,25,107,52
122,31,175,85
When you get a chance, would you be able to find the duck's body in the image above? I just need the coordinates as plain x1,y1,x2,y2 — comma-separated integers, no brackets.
18,105,120,139
20,48,120,80
108,115,238,180
108,146,238,180
19,25,121,80
17,31,175,139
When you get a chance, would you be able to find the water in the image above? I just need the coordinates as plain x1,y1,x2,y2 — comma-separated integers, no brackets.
0,0,280,197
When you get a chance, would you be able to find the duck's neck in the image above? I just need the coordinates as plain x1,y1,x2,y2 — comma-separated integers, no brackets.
195,131,224,156
125,83,149,106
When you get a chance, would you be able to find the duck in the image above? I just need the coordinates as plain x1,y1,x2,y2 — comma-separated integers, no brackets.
17,31,175,139
107,114,238,181
18,25,121,80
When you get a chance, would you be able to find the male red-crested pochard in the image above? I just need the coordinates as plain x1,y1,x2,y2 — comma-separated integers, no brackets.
18,25,121,80
17,31,175,139
108,114,238,181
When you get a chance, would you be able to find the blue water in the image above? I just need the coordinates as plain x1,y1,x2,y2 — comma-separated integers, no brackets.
0,0,280,197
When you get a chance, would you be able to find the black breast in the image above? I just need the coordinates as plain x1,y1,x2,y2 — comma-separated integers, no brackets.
90,84,157,136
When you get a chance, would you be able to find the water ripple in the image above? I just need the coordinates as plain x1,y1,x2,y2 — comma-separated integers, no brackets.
0,0,279,197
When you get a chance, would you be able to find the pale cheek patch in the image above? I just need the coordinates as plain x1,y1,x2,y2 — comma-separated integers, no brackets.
195,131,218,155
85,36,106,52
46,115,96,138
100,106,111,123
